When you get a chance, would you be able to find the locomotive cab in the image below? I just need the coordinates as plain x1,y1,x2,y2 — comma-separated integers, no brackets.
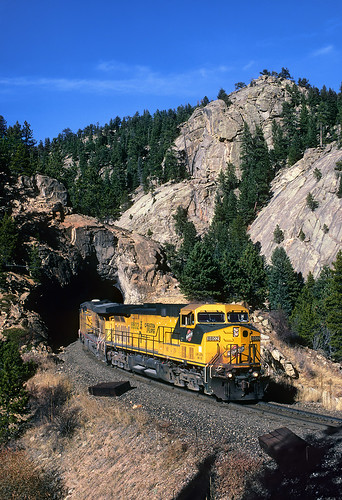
176,303,264,400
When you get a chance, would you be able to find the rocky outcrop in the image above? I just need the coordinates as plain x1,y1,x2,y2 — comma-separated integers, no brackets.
249,144,342,277
60,215,183,303
12,174,70,220
252,312,298,379
117,76,299,243
6,174,184,304
173,75,294,180
0,275,48,342
117,180,216,244
117,78,341,277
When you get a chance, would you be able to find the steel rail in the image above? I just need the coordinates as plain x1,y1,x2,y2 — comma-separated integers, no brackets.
254,401,342,428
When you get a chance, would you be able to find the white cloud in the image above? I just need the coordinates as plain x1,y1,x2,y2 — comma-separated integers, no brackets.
243,60,256,71
96,60,151,76
311,45,334,57
0,64,234,97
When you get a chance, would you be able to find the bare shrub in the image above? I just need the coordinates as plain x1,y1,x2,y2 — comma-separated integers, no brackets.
49,405,81,438
0,447,65,499
3,327,30,346
22,351,57,372
269,309,298,344
27,372,72,423
161,438,189,468
214,450,262,500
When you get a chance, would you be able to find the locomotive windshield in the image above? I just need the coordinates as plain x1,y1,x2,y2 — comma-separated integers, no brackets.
227,312,249,323
197,312,225,323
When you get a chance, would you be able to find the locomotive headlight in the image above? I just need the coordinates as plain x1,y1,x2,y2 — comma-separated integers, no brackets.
227,372,233,378
252,371,259,378
233,327,239,337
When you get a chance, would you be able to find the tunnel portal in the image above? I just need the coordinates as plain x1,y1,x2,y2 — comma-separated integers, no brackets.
28,266,123,351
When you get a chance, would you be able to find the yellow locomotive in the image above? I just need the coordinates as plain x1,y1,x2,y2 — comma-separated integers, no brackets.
79,300,266,401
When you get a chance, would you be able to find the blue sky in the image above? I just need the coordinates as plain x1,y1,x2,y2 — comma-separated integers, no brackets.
1,0,341,142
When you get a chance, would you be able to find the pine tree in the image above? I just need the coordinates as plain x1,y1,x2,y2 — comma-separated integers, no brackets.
218,216,254,303
180,241,221,300
268,247,302,315
279,68,293,80
335,160,342,198
325,251,342,360
0,340,36,442
0,214,18,271
173,206,198,258
281,100,303,165
290,272,320,346
0,116,9,180
270,121,287,173
201,96,210,106
238,242,267,308
306,192,319,211
238,123,272,223
273,225,284,244
217,88,232,107
212,164,238,228
169,206,199,279
221,251,244,302
164,148,188,182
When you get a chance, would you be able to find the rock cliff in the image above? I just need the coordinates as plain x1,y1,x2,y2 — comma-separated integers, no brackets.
60,214,183,303
3,76,342,304
249,144,342,277
117,76,298,242
174,75,291,179
117,77,342,276
8,175,184,305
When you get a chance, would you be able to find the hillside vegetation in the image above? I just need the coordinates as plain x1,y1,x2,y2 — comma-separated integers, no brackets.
0,71,342,360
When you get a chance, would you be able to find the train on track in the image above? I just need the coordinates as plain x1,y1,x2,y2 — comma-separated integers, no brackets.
79,300,267,401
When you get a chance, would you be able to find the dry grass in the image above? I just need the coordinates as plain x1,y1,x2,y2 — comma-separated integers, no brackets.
0,448,65,499
214,449,263,500
27,369,73,423
16,357,265,499
289,347,342,411
266,332,342,411
19,363,206,499
55,392,200,499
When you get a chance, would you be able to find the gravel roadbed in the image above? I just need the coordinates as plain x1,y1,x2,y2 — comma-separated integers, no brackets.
58,341,337,459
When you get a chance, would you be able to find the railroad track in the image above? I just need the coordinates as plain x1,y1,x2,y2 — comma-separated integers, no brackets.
226,399,342,429
253,401,342,428
73,341,341,433
106,360,342,430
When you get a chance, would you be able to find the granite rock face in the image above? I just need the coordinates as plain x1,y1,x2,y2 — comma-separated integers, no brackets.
8,175,184,304
117,180,216,244
0,275,48,342
117,77,342,277
173,75,292,181
117,76,296,243
3,77,342,305
12,174,69,218
249,144,342,277
60,215,183,303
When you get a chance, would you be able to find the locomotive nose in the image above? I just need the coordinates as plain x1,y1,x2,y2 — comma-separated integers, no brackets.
241,380,250,396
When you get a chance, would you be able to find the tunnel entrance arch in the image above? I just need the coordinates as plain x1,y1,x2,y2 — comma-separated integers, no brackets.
28,266,123,351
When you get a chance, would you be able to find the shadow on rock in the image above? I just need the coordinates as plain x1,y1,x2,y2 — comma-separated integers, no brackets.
244,426,342,499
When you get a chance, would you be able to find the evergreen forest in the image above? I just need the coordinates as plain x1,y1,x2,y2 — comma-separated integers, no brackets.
1,70,342,361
